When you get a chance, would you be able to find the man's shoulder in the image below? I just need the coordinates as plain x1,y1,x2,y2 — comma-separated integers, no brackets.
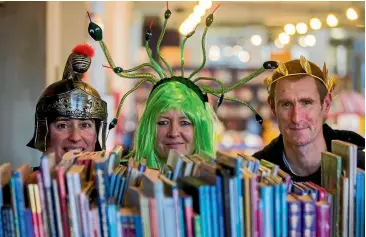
252,135,283,163
326,124,365,147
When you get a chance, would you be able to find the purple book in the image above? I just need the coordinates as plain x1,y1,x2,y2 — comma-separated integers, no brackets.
296,195,316,237
288,194,302,237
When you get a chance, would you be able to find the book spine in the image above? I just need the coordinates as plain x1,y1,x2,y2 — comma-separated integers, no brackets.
211,185,219,237
51,179,63,237
95,163,108,237
24,208,35,237
9,178,20,237
139,195,151,237
280,184,288,237
261,185,274,237
78,192,91,237
274,185,281,237
56,168,70,237
40,158,57,237
301,200,316,237
316,202,330,237
215,176,225,237
194,215,202,237
107,204,117,237
148,198,159,237
257,199,264,237
66,173,80,237
13,172,27,237
288,198,301,237
183,196,194,237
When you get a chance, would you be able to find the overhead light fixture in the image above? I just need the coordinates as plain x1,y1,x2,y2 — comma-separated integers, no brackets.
278,32,290,44
238,51,250,63
310,18,322,30
274,39,284,49
296,23,308,34
327,14,338,27
250,35,262,46
209,45,220,61
346,8,358,21
284,24,296,35
298,36,308,48
304,35,316,47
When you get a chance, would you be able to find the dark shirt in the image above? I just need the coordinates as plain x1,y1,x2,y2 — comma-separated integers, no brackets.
253,124,365,185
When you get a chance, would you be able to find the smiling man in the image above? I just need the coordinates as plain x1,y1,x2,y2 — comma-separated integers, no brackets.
27,44,108,163
253,56,365,185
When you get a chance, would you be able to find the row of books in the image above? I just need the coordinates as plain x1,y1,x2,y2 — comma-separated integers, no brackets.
0,140,364,237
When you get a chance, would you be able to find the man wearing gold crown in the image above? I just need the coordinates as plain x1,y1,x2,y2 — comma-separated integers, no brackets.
253,56,365,185
27,44,108,164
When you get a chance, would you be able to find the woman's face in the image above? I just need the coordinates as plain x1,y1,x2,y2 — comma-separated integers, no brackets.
155,109,195,160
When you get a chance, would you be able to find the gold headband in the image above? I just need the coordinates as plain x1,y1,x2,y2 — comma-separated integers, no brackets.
264,55,337,92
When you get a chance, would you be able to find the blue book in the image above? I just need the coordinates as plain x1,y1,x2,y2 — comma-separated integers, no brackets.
178,196,186,237
9,177,20,237
215,176,225,237
280,183,288,237
24,208,34,237
297,195,316,237
107,203,118,237
210,185,219,237
134,215,143,237
260,183,274,237
273,184,281,237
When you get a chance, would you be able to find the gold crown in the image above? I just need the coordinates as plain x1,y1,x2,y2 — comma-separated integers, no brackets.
264,55,337,92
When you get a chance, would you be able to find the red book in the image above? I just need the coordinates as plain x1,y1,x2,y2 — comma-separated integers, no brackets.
56,166,71,237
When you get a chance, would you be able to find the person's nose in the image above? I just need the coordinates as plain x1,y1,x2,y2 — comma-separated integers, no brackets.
68,127,82,142
291,104,303,124
167,122,180,138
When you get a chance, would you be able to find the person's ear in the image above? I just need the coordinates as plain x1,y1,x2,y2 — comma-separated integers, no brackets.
268,96,276,117
322,93,332,117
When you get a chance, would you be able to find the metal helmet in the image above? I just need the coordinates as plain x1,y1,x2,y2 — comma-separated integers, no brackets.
27,44,108,152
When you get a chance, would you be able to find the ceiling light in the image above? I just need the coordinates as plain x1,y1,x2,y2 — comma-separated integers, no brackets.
284,24,296,35
250,35,262,46
233,45,243,56
274,39,284,49
298,36,308,47
209,45,220,61
304,35,316,47
278,32,290,44
194,5,206,17
199,0,212,9
296,23,308,34
346,8,358,21
238,51,250,63
310,18,322,30
327,14,338,27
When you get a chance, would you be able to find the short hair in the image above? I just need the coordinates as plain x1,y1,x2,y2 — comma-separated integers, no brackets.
132,81,216,169
268,59,328,107
269,75,328,107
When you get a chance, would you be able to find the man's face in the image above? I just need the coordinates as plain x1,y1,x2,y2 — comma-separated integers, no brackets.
155,109,195,160
47,117,97,162
270,76,331,146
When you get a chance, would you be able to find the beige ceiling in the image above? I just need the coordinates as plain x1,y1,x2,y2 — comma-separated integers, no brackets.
133,1,365,30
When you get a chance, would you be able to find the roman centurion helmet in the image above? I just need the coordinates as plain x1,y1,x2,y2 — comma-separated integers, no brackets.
27,44,108,152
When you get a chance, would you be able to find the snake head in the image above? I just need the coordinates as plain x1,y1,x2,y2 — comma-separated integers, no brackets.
145,28,153,41
263,61,278,70
88,22,103,41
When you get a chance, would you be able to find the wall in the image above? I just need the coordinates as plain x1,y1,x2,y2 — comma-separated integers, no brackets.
0,1,46,167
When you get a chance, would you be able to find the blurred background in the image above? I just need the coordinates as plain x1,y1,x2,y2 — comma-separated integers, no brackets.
0,1,364,167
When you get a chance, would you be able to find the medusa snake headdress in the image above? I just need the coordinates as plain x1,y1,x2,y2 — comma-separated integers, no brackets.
87,3,278,135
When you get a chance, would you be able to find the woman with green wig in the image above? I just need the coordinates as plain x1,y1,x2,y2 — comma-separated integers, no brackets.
86,3,278,169
133,79,217,169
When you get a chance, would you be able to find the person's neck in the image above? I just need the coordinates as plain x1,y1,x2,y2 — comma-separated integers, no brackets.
283,131,327,176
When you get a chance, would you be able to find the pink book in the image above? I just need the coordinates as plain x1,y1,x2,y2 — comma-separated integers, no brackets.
148,198,160,237
316,201,331,237
251,177,259,237
257,199,264,237
36,171,48,237
56,167,70,237
183,196,194,237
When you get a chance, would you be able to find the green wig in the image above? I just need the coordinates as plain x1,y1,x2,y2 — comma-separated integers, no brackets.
133,80,216,169
86,3,278,168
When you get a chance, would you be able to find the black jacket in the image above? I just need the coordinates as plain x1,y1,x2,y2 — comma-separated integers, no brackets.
253,124,365,185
